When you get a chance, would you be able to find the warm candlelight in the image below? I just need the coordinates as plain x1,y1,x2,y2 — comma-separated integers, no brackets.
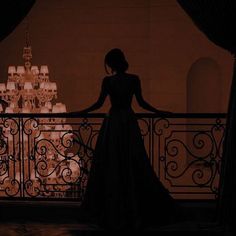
8,66,16,75
5,107,14,113
44,82,50,90
0,40,71,200
45,101,52,109
50,82,57,91
6,81,16,90
22,107,31,113
0,83,6,92
40,65,49,75
31,66,39,75
53,103,66,113
16,66,25,74
52,104,60,113
24,82,33,90
40,106,49,113
9,103,15,109
40,82,45,89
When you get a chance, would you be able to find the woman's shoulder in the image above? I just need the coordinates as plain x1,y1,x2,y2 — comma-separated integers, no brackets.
125,73,140,80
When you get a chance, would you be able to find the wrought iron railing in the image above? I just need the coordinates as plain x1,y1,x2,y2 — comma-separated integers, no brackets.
0,113,226,201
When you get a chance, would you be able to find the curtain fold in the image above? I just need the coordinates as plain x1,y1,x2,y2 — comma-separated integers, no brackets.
177,0,236,54
0,0,35,42
177,0,236,231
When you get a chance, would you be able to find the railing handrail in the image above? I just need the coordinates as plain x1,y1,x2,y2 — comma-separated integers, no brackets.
0,112,227,118
0,112,227,199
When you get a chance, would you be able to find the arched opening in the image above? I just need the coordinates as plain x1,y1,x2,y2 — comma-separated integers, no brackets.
186,58,222,169
187,57,221,113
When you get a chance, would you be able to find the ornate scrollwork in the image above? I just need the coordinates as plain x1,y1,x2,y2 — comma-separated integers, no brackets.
0,115,226,200
4,177,20,197
157,117,225,198
154,118,172,138
137,118,150,137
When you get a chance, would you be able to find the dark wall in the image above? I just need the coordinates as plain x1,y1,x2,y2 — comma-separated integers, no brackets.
0,0,233,112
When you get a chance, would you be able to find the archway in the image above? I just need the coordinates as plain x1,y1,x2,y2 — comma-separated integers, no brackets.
186,58,222,170
187,57,221,113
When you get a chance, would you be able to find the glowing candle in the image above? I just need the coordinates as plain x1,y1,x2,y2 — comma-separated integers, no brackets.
5,107,14,113
40,65,49,75
45,101,52,109
0,83,6,92
16,66,25,74
31,66,39,75
40,106,49,113
22,107,31,113
50,82,57,91
40,82,45,89
8,66,16,75
24,82,33,90
6,81,15,90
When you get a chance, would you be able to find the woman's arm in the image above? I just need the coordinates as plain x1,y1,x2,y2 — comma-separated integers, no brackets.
134,77,171,114
71,77,108,114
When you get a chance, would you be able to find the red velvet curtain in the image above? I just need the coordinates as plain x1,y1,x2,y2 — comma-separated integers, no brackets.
177,0,236,232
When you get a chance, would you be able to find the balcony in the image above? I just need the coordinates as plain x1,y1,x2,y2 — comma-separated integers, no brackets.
0,112,227,233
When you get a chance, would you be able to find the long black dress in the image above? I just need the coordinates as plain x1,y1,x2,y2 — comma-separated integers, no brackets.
80,73,179,230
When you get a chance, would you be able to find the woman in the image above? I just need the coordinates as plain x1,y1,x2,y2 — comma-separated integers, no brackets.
75,48,179,230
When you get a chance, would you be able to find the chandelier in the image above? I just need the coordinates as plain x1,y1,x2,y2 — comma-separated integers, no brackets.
0,45,66,114
0,29,80,199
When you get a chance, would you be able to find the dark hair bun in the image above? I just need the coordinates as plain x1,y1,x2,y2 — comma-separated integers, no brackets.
105,48,129,73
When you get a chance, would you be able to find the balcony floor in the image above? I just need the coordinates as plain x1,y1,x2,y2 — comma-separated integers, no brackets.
0,200,230,235
0,222,227,236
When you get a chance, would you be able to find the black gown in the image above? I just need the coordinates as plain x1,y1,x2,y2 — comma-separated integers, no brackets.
80,73,179,230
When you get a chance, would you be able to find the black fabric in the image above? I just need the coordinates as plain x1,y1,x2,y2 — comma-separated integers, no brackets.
80,73,180,230
177,0,236,54
177,0,236,231
0,0,35,42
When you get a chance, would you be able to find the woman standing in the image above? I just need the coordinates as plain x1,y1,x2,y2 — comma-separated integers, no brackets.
75,48,178,230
